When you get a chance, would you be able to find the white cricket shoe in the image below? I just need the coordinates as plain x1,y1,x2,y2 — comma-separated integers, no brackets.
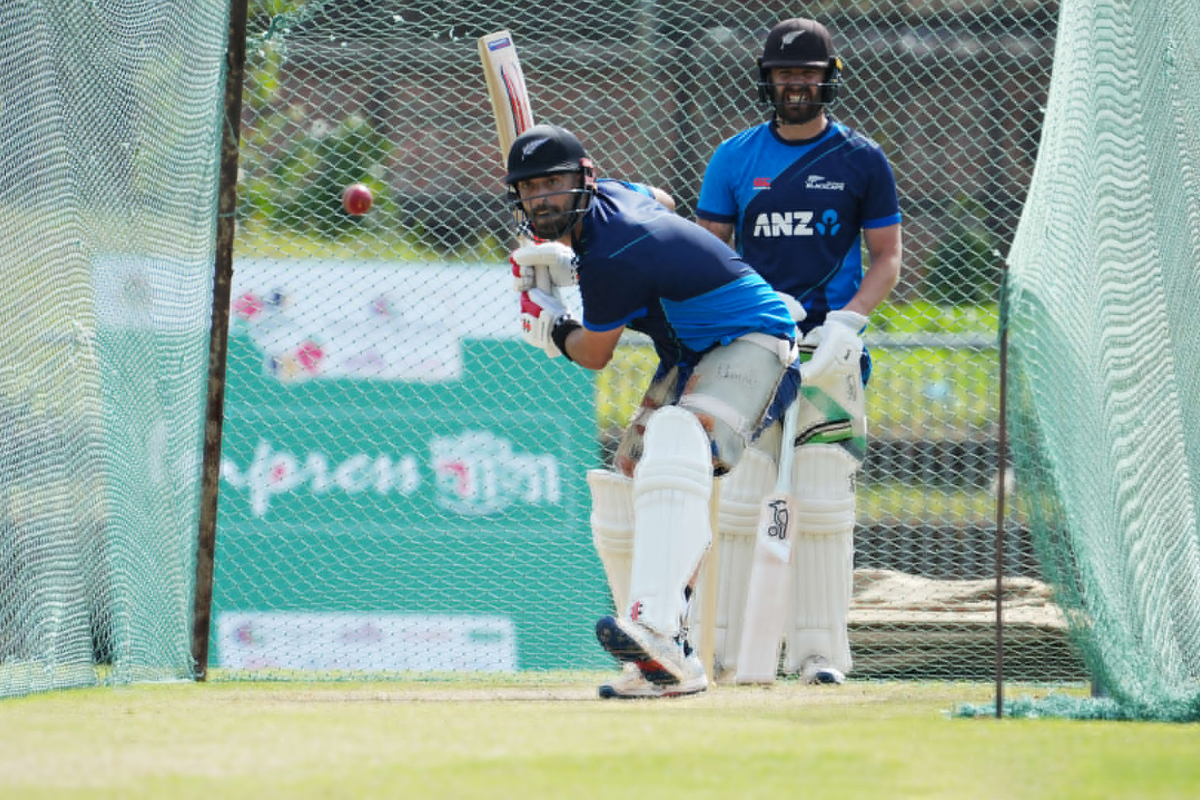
595,615,708,694
801,654,846,685
598,663,661,699
598,659,708,699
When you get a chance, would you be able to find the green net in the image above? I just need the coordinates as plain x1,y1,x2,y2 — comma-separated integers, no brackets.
211,1,1069,683
0,3,230,696
1005,0,1200,720
12,0,1135,698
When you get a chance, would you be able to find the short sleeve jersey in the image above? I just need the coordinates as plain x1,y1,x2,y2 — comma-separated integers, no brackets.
575,180,794,369
696,120,901,326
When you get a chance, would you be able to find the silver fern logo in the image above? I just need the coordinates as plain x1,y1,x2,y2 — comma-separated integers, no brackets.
522,137,551,159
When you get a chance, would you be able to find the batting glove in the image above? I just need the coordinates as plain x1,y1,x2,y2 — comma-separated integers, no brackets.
519,288,575,358
800,309,868,383
510,241,579,292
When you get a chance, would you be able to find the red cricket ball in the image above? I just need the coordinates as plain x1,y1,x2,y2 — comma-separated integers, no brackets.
342,182,373,215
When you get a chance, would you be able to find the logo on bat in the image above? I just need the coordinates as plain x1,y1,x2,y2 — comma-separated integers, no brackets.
766,498,791,540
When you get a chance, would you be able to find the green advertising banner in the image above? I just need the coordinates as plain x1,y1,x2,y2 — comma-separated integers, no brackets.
212,261,610,672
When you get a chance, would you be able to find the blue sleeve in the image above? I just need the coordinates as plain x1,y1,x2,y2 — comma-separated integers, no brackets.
608,179,654,199
696,142,738,223
862,147,902,229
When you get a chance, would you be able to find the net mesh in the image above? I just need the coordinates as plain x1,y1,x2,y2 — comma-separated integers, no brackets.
213,0,1067,683
0,2,228,696
8,0,1125,697
1003,0,1200,720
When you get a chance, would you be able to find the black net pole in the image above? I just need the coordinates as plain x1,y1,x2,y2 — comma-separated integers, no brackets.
191,0,249,681
994,261,1011,718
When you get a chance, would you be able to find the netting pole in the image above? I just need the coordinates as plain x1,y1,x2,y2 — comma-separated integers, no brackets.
191,0,249,682
994,260,1010,718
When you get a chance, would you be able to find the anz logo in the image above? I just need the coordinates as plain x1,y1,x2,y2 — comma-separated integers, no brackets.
752,210,841,237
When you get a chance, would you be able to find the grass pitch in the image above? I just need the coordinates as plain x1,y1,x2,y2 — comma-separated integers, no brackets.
2,675,1198,798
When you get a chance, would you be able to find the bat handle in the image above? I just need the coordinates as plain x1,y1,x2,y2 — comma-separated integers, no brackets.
534,265,553,293
776,399,800,492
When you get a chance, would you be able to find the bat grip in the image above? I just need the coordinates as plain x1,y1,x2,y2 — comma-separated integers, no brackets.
534,265,553,293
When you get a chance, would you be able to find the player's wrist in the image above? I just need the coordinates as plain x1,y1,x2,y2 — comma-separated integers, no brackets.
551,318,582,362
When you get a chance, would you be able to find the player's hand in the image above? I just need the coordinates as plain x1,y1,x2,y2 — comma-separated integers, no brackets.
519,288,572,358
510,242,579,291
800,309,868,383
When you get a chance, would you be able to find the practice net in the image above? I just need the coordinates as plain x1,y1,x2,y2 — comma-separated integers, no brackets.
1002,0,1200,720
0,2,229,696
210,0,1068,684
7,0,1128,698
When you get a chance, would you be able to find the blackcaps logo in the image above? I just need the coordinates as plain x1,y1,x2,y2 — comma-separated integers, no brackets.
521,137,550,159
806,174,846,191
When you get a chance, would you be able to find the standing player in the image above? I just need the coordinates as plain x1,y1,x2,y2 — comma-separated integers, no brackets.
504,123,799,698
695,18,902,684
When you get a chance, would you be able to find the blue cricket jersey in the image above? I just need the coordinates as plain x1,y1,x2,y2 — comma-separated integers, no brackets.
575,180,794,369
696,120,901,328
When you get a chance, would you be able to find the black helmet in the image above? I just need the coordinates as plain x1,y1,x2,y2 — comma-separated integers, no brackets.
757,18,843,106
504,123,596,240
505,124,592,185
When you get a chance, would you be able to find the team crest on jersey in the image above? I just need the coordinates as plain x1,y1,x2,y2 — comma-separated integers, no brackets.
806,174,846,191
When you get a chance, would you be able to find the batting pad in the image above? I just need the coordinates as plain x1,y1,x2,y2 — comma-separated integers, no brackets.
701,445,776,675
628,407,714,636
783,444,857,674
588,469,635,615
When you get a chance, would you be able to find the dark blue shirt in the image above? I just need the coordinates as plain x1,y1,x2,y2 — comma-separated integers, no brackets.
575,180,794,369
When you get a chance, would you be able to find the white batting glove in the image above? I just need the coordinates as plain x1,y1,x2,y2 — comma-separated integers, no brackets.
519,288,572,358
800,309,868,383
510,242,579,292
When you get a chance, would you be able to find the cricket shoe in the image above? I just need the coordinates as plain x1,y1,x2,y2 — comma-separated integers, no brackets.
800,654,845,685
595,615,707,693
598,661,708,699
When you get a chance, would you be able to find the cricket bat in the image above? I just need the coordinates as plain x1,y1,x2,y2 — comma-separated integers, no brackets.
734,400,800,684
478,29,552,293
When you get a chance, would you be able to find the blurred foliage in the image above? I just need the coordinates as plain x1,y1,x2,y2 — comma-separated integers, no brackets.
240,1,401,243
239,112,396,240
872,299,998,335
922,195,1002,305
598,304,999,439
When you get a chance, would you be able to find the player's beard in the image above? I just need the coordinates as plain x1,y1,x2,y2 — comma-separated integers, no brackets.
528,199,576,241
774,85,824,126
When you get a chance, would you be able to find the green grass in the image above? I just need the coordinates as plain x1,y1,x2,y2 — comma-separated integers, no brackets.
2,677,1198,798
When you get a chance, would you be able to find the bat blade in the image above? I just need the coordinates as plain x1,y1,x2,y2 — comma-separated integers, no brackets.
478,30,534,163
478,29,552,291
734,489,796,684
735,398,801,685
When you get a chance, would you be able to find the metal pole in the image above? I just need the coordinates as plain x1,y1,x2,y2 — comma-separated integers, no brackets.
993,261,1010,718
191,0,249,681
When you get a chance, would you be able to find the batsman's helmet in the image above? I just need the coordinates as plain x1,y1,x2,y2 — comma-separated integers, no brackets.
757,18,843,106
505,124,595,187
504,124,596,239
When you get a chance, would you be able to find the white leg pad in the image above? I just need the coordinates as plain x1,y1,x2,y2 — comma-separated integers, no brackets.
627,406,714,636
691,445,776,675
588,469,634,614
783,445,857,674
